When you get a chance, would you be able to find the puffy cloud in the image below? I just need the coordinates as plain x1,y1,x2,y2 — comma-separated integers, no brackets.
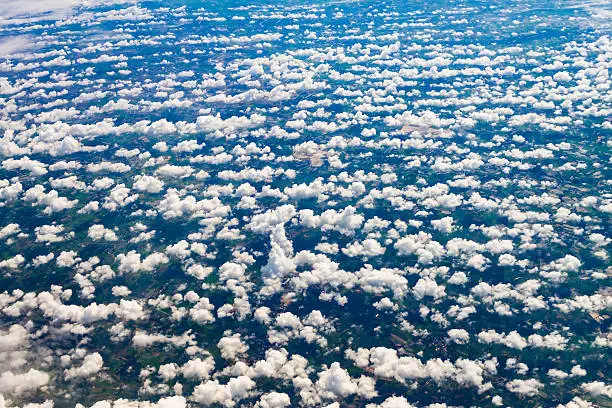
88,225,118,241
448,329,470,344
132,175,164,193
342,239,386,257
0,369,49,396
88,396,186,408
157,363,178,382
64,352,104,379
217,334,249,360
116,299,146,321
299,206,364,235
248,205,296,234
23,185,77,214
196,113,266,138
156,189,230,219
0,254,25,269
156,165,194,179
0,179,23,201
395,232,445,264
351,347,485,388
315,362,364,400
181,357,215,380
3,157,47,176
356,266,408,298
102,184,139,211
191,376,256,406
478,330,528,350
172,139,205,153
116,251,169,273
255,393,291,408
505,378,543,396
431,216,455,234
132,331,195,348
87,162,131,174
412,277,446,300
111,286,131,297
527,332,568,351
581,381,612,398
365,396,416,408
35,224,69,243
262,225,296,279
0,324,28,352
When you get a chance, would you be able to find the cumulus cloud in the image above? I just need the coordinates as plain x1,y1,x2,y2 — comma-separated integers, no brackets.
0,369,49,396
64,352,104,379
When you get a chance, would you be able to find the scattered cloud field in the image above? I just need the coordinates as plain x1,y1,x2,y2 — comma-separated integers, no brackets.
0,0,610,407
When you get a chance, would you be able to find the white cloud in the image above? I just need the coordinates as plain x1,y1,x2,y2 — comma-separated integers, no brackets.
64,352,104,379
0,369,49,396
